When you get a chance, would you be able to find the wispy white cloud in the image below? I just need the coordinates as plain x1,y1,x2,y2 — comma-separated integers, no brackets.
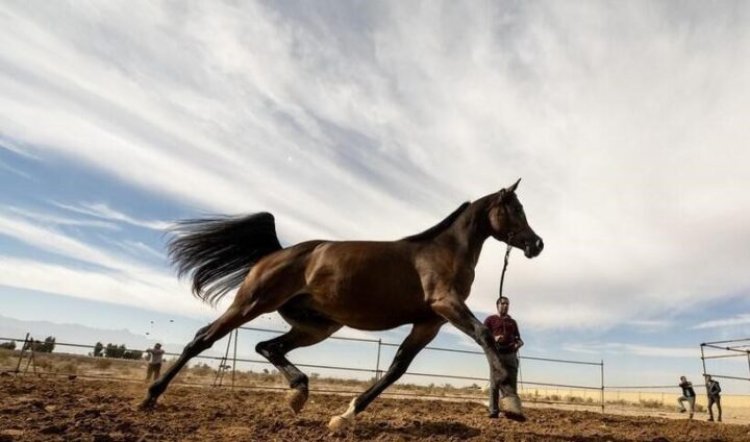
0,211,290,326
693,314,750,330
564,342,699,359
0,159,32,180
0,135,40,160
111,240,165,262
0,213,129,270
625,319,676,332
53,202,169,230
6,206,118,230
0,255,200,318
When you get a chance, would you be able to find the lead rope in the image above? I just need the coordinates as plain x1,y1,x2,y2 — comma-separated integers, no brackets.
498,235,521,392
498,235,513,300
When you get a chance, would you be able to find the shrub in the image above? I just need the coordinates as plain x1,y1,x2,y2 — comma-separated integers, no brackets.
123,350,143,360
0,341,16,350
105,344,126,359
40,336,56,353
23,336,56,353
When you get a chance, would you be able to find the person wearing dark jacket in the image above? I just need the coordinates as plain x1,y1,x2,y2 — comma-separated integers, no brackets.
483,296,524,418
704,374,722,422
677,376,696,419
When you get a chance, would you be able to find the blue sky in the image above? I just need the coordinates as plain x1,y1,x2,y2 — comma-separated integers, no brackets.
1,1,750,393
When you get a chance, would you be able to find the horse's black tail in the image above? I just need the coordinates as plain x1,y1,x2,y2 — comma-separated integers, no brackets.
167,212,283,305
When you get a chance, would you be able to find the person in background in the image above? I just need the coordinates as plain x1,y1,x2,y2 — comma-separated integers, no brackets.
677,375,696,419
704,374,722,422
483,296,524,418
145,343,165,383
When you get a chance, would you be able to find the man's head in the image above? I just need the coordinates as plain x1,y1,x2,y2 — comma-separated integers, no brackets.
680,376,687,382
704,374,712,381
155,343,162,349
496,296,510,316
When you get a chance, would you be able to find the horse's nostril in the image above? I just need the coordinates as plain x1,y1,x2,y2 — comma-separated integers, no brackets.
536,238,544,250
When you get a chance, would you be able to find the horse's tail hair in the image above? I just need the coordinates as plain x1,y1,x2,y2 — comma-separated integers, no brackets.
167,212,282,306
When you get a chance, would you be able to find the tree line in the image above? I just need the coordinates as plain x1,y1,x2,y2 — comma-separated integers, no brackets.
0,336,56,352
92,342,144,360
0,337,145,360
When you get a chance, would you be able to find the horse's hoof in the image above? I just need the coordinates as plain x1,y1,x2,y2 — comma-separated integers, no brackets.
501,395,524,419
503,411,527,422
139,397,156,410
328,415,352,433
287,388,308,414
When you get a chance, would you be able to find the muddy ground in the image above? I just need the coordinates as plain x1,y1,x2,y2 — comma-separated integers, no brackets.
1,376,747,441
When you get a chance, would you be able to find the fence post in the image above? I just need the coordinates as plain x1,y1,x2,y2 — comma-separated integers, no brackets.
375,339,382,381
232,329,238,389
15,333,30,374
600,359,604,413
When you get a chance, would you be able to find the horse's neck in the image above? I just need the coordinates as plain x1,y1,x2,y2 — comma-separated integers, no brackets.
439,198,491,268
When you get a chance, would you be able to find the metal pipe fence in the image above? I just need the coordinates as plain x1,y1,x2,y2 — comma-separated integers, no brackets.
237,326,605,406
700,339,750,387
1,329,606,410
7,333,749,416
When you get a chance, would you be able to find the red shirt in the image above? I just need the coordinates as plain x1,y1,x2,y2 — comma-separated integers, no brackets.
483,314,521,352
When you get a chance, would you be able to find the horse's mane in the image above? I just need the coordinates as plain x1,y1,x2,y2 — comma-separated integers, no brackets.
401,202,471,242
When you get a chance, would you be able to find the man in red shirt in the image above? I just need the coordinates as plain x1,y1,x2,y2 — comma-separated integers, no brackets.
483,296,524,418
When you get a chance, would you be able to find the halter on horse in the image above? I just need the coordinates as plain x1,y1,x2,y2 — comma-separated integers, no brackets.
141,179,543,431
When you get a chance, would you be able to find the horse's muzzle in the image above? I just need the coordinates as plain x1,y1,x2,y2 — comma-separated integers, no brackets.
524,238,544,258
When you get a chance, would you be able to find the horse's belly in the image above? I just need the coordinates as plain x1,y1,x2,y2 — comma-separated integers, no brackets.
303,241,438,329
307,284,434,330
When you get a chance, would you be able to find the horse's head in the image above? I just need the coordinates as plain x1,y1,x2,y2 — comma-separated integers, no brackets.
487,179,544,258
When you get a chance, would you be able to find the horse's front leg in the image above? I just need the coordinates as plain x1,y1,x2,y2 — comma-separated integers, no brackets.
431,296,525,421
328,319,443,433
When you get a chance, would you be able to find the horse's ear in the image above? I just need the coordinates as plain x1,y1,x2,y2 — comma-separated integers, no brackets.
497,178,521,202
507,178,521,193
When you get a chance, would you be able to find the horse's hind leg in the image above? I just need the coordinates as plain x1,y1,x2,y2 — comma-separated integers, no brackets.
141,291,294,408
328,319,443,433
256,302,342,413
139,304,250,408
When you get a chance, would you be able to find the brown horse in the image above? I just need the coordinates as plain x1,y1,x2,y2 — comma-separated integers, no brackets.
141,179,543,431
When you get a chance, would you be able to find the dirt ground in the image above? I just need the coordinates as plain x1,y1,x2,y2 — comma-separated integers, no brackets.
1,376,748,442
